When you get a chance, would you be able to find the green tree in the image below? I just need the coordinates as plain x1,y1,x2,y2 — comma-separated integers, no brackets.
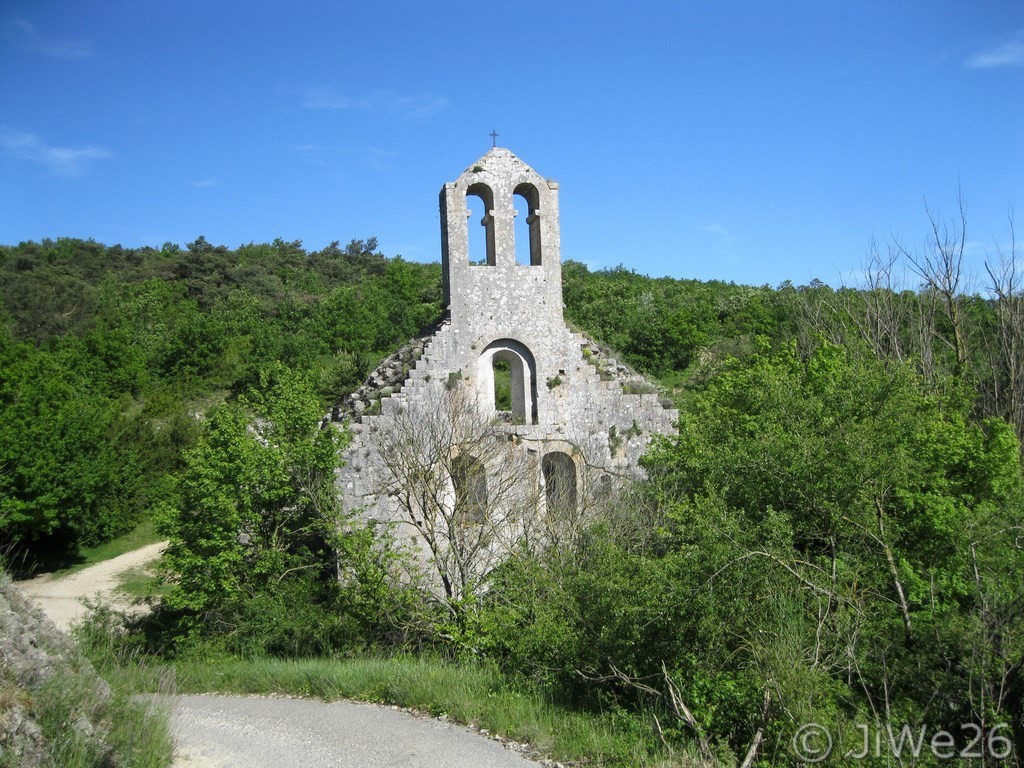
482,340,1024,761
156,364,393,655
0,330,144,568
161,365,338,608
643,340,1024,755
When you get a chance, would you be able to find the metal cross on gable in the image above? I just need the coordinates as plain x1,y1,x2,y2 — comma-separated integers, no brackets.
489,130,499,147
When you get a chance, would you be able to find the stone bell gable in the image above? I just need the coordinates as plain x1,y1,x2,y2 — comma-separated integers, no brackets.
440,147,563,328
333,147,677,534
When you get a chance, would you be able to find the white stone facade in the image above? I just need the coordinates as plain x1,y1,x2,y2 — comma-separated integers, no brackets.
334,148,677,534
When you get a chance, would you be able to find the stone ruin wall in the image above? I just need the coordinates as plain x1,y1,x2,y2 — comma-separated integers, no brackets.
330,148,677,535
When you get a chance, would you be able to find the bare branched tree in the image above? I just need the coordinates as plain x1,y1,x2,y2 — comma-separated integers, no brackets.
370,384,538,614
816,238,916,364
983,208,1024,442
900,190,972,375
860,239,911,363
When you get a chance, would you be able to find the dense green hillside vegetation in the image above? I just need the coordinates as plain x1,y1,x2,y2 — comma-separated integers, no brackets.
2,235,1022,765
0,237,441,570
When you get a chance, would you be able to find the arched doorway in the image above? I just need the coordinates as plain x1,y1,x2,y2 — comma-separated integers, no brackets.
476,339,538,425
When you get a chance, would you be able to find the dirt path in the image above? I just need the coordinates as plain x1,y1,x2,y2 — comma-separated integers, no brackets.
15,541,167,632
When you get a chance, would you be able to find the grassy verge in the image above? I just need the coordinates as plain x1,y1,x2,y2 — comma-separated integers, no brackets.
68,608,176,767
32,657,175,768
116,562,171,599
162,655,683,767
76,608,705,766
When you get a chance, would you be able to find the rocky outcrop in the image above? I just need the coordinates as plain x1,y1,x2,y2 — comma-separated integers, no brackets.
0,573,111,767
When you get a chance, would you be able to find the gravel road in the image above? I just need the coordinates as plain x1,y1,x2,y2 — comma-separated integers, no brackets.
17,546,544,767
167,693,541,767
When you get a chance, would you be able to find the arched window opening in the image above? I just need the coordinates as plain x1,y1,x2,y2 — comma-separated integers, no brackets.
478,340,538,426
452,454,487,525
492,358,513,414
542,452,577,514
466,194,488,265
481,342,544,428
514,183,542,266
491,352,524,424
466,183,495,266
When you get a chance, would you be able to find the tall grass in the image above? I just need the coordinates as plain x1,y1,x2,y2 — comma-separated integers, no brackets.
72,605,719,766
65,604,176,767
33,662,174,768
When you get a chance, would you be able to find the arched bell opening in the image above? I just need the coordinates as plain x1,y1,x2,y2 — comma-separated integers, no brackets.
513,182,542,266
466,183,496,266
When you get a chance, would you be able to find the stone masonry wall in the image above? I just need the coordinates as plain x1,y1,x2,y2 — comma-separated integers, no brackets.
332,147,677,543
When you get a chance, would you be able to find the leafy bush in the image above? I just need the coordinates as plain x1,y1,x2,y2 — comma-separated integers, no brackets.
150,363,404,657
480,341,1024,761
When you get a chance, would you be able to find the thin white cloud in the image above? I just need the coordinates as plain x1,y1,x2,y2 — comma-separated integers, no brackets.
965,35,1024,69
300,86,355,111
297,86,450,120
3,18,94,60
190,178,218,188
701,222,739,247
701,222,731,237
387,93,450,120
292,142,396,172
0,129,111,175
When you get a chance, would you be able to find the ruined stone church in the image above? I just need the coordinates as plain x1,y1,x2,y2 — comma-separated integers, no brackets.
332,148,676,553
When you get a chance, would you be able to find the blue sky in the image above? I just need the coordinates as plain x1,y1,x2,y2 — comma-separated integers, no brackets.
1,1,1021,287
